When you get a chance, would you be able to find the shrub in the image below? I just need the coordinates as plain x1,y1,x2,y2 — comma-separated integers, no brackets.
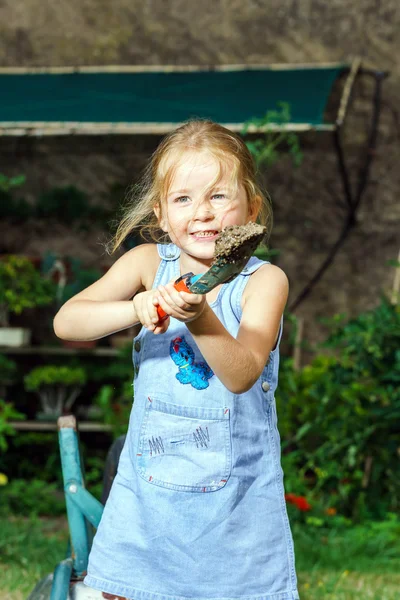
0,399,25,452
0,478,65,516
0,255,56,327
278,295,400,520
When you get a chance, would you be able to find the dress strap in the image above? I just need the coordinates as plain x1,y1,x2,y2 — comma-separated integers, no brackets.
229,256,284,352
157,243,181,261
231,257,270,323
152,243,180,289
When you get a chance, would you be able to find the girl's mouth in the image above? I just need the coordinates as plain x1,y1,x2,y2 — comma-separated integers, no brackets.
191,230,219,241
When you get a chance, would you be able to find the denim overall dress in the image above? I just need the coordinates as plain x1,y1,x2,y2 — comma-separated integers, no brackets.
84,243,299,600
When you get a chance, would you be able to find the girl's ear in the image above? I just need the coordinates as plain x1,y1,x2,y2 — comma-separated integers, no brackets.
154,203,168,232
247,195,262,223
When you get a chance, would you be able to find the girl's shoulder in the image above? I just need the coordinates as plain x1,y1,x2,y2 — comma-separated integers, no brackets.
241,262,289,309
125,243,161,292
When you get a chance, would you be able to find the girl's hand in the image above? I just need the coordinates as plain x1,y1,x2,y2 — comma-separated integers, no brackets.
132,289,170,335
156,278,207,324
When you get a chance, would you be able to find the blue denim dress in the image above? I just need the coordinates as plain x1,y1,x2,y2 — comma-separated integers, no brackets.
84,243,299,600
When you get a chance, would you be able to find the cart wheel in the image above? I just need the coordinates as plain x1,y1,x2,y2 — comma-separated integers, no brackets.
101,435,127,505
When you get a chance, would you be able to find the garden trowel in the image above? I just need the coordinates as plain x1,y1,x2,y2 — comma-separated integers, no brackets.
156,222,266,323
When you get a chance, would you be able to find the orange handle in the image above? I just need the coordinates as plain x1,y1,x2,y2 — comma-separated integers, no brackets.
156,276,192,323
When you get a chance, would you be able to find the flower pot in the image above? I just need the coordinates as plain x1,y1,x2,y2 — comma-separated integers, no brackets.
35,411,59,422
0,327,31,347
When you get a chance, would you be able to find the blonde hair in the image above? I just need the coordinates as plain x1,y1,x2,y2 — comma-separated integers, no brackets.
110,119,273,253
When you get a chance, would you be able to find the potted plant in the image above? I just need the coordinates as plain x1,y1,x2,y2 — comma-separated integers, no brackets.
0,255,56,347
24,365,87,421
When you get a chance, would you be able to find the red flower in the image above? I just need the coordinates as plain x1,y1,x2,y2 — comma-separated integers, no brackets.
285,493,311,511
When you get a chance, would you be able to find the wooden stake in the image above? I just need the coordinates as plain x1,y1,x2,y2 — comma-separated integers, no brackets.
293,316,304,372
390,248,400,305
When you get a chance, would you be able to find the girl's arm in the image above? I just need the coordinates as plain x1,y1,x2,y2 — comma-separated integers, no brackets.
184,265,288,393
53,244,158,341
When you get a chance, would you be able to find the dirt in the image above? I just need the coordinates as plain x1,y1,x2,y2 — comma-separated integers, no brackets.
214,223,266,265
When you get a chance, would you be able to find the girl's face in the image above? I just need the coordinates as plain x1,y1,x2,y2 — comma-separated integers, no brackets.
155,150,259,268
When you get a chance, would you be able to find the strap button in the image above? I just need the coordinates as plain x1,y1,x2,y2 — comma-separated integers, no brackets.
262,381,270,392
134,340,141,352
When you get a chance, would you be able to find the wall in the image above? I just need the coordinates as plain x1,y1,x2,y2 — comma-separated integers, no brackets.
0,0,399,357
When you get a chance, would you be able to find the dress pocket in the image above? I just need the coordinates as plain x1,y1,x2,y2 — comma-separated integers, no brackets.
136,396,232,492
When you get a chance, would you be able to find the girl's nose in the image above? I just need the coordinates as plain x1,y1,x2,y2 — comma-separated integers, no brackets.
192,199,214,220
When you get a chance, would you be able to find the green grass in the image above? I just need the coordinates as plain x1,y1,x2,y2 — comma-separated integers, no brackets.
293,522,400,599
0,517,399,599
0,516,68,599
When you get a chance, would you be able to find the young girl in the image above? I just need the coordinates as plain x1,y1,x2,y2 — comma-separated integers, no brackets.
54,120,299,600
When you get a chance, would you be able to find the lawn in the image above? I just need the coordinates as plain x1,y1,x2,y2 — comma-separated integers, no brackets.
0,517,399,599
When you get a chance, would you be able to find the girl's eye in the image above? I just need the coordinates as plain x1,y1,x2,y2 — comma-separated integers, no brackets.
211,194,227,202
173,196,190,204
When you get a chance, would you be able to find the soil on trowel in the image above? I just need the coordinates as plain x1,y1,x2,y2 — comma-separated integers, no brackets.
213,223,266,265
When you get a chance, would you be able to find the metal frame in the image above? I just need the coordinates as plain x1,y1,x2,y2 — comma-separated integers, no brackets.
290,62,389,311
49,415,104,600
0,60,348,136
0,61,349,73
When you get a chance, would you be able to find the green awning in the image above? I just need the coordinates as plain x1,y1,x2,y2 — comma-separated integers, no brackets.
0,63,351,135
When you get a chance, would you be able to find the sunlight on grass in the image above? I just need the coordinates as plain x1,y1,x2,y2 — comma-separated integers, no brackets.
0,517,68,598
298,571,400,599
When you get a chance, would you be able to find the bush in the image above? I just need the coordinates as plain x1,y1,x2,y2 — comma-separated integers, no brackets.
0,478,65,516
0,399,25,452
0,354,18,383
277,295,400,520
36,186,90,224
0,255,56,327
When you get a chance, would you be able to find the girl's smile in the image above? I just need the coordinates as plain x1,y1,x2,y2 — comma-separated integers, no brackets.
190,231,220,241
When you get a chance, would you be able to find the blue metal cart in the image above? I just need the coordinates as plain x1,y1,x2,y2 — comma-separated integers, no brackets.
27,415,126,600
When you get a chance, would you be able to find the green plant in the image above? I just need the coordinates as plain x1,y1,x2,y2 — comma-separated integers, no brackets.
242,102,303,169
0,399,25,452
24,365,87,418
0,174,26,192
0,255,56,327
0,354,17,383
83,455,105,501
0,173,33,221
95,382,132,439
36,185,90,224
253,246,280,261
0,478,65,516
278,294,400,520
36,185,112,227
87,344,133,437
0,432,62,484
